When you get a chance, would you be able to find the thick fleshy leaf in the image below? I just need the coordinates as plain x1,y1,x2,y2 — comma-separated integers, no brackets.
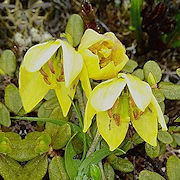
19,66,50,113
151,96,167,131
79,64,92,98
78,29,104,51
61,40,83,87
121,73,152,111
97,111,130,151
23,40,61,72
83,98,96,132
55,78,79,117
131,104,158,146
90,78,126,112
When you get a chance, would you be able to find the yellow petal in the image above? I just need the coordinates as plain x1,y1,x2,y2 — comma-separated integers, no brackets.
55,78,79,117
80,49,120,80
83,97,96,132
19,66,50,112
121,73,152,111
61,40,83,88
80,64,92,98
97,111,130,151
90,78,126,111
131,104,158,146
23,40,61,72
78,29,104,51
151,95,167,131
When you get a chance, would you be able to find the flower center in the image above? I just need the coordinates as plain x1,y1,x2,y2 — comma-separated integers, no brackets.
39,49,64,86
108,98,121,127
129,97,144,120
89,40,114,68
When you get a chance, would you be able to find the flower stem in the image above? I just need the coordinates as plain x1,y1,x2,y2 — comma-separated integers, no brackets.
86,130,101,157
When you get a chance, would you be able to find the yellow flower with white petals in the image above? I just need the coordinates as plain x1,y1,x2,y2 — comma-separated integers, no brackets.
78,29,129,97
83,73,167,151
19,39,83,117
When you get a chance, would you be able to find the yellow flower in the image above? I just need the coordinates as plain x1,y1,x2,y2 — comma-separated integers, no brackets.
19,39,83,117
78,29,129,97
83,73,167,151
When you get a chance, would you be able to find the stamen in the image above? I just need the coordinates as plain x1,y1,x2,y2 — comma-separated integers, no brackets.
108,109,112,118
113,114,120,126
57,75,64,82
39,68,48,78
43,77,51,85
48,60,55,74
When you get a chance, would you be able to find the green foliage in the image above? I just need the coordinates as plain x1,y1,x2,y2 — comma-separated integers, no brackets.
157,131,173,144
122,59,138,73
23,155,48,180
107,154,134,173
0,102,11,127
130,0,143,41
159,82,180,100
46,123,71,150
5,84,23,114
90,164,101,180
132,68,144,80
132,132,144,145
139,170,165,180
167,156,180,180
104,162,115,180
176,68,180,77
145,142,160,158
143,61,162,85
0,50,16,76
65,14,84,47
0,155,23,180
49,156,69,180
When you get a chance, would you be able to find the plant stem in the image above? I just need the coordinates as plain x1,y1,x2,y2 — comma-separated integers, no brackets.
86,130,101,157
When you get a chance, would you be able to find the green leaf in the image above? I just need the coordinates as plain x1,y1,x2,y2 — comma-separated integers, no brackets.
145,142,160,158
176,68,180,77
152,89,165,103
130,0,143,41
0,102,11,127
159,82,180,100
0,50,16,76
49,156,69,180
38,97,60,118
159,101,165,114
48,123,71,150
65,14,84,47
0,133,12,154
159,142,166,156
90,164,101,180
0,154,23,180
175,117,180,122
139,170,165,180
44,89,56,100
173,133,180,146
143,61,162,84
78,148,112,175
132,68,144,80
104,162,115,180
65,133,81,180
132,132,144,145
122,59,138,73
107,154,134,173
23,155,48,180
157,131,173,144
35,133,51,154
7,133,44,162
167,155,180,180
5,84,22,114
